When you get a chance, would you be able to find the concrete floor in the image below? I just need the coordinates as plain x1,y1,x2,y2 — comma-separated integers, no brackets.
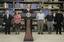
0,32,64,42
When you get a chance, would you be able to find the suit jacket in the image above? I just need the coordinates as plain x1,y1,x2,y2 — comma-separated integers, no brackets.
54,13,63,24
3,14,12,26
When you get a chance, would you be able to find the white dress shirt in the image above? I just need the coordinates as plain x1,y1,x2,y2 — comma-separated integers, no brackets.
6,10,9,19
7,14,9,19
36,13,45,20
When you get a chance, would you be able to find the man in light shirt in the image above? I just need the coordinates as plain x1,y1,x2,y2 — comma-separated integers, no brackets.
36,10,45,34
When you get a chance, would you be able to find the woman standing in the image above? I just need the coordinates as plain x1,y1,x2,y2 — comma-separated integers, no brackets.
13,11,22,34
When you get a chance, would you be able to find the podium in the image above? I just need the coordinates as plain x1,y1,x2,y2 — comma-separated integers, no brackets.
24,12,36,41
24,18,33,41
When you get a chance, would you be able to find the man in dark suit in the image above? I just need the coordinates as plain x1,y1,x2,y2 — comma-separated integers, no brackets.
54,11,63,34
3,10,12,34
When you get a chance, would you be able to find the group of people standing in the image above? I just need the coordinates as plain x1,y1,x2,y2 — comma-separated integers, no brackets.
2,9,64,35
37,10,63,35
3,10,22,34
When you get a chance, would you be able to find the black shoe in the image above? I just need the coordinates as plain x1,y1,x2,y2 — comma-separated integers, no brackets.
59,33,62,35
5,32,7,34
41,33,43,34
8,33,10,35
8,32,10,34
56,33,58,34
38,32,40,34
